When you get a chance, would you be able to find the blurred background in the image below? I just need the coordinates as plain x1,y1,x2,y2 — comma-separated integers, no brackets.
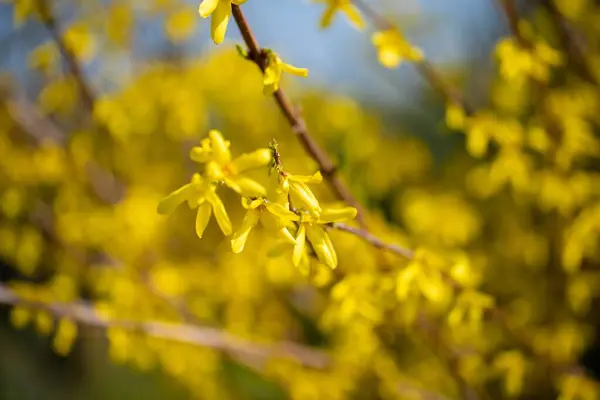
1,0,600,399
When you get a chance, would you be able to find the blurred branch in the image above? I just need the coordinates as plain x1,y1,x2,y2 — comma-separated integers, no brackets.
230,5,368,231
0,283,329,368
37,0,97,111
352,0,472,113
541,0,598,84
330,223,414,259
0,282,457,400
495,0,529,47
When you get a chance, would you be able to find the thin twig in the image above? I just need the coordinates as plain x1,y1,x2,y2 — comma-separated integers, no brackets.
331,222,414,259
352,0,472,113
231,5,368,230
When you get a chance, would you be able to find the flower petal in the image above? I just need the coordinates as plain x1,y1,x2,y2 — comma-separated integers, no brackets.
231,149,271,173
342,5,365,30
290,182,321,216
280,63,309,78
226,177,266,197
195,202,212,238
190,146,211,163
210,0,231,45
265,202,300,222
207,191,232,236
306,225,337,269
317,206,357,223
319,5,336,29
157,183,192,215
231,209,260,253
198,0,219,18
288,171,323,184
292,224,306,267
208,129,231,163
278,227,296,245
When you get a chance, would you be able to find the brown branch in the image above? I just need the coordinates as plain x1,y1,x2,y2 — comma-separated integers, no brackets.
231,5,368,230
352,0,472,113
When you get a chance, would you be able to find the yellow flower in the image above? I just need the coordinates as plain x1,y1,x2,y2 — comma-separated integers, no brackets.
157,173,232,238
198,0,247,45
165,8,197,43
230,198,298,253
278,171,323,217
372,29,423,69
191,129,271,197
292,206,357,269
263,51,309,94
28,42,59,74
316,0,365,30
63,23,96,63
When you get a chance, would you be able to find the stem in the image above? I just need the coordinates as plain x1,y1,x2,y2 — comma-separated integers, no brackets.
231,5,368,230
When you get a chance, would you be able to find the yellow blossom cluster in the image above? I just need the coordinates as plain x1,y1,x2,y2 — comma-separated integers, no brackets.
0,0,600,399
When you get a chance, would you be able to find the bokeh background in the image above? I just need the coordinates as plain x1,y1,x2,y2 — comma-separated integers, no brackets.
1,0,600,399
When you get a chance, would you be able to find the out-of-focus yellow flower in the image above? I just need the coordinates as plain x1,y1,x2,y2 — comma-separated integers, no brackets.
165,8,197,43
157,173,232,238
28,42,58,74
447,290,495,330
558,374,599,400
191,129,270,197
230,198,297,253
106,4,132,46
4,0,44,26
292,206,357,269
371,29,423,69
263,51,309,94
496,37,562,83
52,318,78,356
63,23,96,62
315,0,365,30
198,0,247,45
493,351,528,397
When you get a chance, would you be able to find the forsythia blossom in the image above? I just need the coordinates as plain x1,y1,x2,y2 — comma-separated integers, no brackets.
157,173,232,238
292,206,357,269
263,51,309,94
230,197,297,253
190,129,270,197
372,29,424,69
198,0,247,45
158,133,357,270
315,0,365,30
